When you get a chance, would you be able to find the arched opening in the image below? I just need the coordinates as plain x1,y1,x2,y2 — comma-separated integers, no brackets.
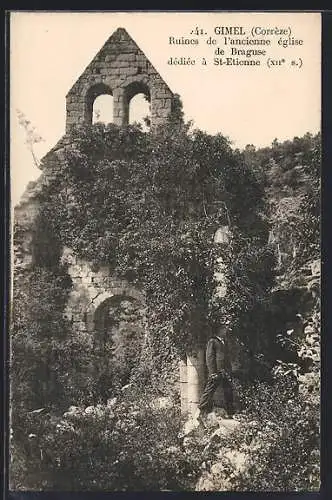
92,94,114,124
125,82,151,131
92,295,144,402
129,93,151,131
84,83,113,125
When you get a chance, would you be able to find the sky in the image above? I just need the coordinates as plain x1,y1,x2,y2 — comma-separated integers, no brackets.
10,11,321,205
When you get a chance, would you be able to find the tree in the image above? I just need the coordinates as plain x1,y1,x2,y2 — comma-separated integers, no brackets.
16,110,44,168
244,133,321,280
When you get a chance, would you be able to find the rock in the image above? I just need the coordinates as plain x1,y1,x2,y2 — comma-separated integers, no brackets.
84,406,95,414
202,408,240,431
210,462,224,475
196,449,247,491
121,383,132,391
205,408,228,424
68,405,80,413
311,259,320,277
218,418,241,433
63,405,82,417
181,416,200,437
224,449,247,472
203,419,241,453
107,397,117,407
195,472,216,491
29,408,46,415
151,396,173,409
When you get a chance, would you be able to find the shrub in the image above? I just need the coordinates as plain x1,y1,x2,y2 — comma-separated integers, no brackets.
194,305,320,492
38,121,273,353
236,378,319,491
10,389,201,491
191,377,319,492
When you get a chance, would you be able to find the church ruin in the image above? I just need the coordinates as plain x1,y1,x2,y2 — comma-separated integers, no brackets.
14,27,238,417
65,28,174,132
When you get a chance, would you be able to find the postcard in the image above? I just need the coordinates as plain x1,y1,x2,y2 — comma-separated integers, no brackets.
10,11,321,492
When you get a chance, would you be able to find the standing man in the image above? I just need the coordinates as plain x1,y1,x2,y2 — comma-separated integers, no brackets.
197,323,234,419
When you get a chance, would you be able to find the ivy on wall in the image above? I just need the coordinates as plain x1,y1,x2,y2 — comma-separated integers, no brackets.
35,110,274,354
11,103,321,492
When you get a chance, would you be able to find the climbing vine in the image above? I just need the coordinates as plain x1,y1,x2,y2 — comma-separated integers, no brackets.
11,110,320,490
36,113,274,354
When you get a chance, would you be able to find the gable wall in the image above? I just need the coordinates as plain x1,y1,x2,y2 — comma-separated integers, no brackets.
66,28,173,132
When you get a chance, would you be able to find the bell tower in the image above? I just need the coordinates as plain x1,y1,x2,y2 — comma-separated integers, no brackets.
65,27,174,132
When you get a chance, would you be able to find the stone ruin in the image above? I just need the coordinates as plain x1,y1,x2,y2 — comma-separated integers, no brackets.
65,27,174,132
14,27,241,418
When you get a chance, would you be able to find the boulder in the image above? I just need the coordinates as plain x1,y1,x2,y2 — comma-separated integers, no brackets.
195,448,247,491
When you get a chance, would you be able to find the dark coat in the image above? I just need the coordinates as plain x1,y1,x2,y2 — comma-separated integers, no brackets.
206,336,232,376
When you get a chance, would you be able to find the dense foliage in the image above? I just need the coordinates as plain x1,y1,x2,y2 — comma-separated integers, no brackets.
36,117,274,353
11,390,201,491
242,133,320,280
11,267,75,412
194,301,320,492
11,106,320,491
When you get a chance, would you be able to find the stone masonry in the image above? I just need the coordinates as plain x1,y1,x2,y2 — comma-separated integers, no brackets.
15,27,175,320
14,27,179,406
14,28,236,418
66,27,174,132
60,247,145,344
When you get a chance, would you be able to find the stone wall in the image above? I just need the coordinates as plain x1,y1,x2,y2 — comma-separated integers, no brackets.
66,27,174,132
60,247,145,341
13,28,241,417
13,176,48,270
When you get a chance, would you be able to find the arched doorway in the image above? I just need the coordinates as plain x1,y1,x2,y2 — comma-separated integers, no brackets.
92,295,144,402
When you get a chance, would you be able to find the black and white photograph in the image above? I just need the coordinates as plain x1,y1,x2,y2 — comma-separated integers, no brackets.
10,11,321,492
